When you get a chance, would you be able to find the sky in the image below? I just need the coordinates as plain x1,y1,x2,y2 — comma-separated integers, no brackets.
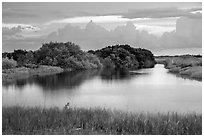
2,2,202,55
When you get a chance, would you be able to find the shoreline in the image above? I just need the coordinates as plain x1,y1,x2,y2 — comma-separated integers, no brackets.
2,65,65,84
3,59,201,85
155,56,202,81
2,106,202,135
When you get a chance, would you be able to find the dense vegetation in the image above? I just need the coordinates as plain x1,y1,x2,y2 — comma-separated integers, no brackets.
3,42,102,70
3,42,155,71
2,57,17,69
89,44,156,70
2,107,202,135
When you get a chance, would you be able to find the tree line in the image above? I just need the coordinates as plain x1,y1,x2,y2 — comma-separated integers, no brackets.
3,42,156,70
88,44,156,70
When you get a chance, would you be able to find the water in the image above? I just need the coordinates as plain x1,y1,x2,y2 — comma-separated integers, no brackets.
2,64,202,114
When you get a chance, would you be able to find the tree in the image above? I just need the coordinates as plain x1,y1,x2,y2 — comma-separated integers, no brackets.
25,51,35,64
2,57,17,69
90,44,155,69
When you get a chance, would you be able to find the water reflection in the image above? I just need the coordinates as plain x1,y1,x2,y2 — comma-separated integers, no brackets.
4,70,99,91
4,68,143,91
100,68,145,81
2,65,202,114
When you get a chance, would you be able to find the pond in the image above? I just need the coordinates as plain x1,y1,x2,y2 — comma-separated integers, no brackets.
2,64,202,114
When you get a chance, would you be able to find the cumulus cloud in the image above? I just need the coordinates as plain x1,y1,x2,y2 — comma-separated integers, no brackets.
3,23,40,32
2,26,22,35
135,24,175,36
122,7,202,19
2,36,44,52
2,15,202,54
2,26,23,41
45,15,201,51
2,25,43,51
45,21,159,50
160,14,202,49
2,24,41,41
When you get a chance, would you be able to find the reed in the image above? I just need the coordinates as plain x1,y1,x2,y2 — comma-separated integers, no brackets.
2,107,202,135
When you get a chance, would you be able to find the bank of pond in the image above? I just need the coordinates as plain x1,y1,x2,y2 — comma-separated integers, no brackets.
3,42,202,83
155,55,202,81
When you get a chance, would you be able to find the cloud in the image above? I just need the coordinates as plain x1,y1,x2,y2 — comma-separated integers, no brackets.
184,12,202,18
160,15,202,49
2,26,22,35
2,25,43,51
187,7,202,12
3,23,40,32
3,2,201,25
135,24,175,36
2,26,24,41
45,21,159,51
2,24,41,41
45,15,202,51
45,15,130,25
2,15,201,54
121,7,202,19
3,9,38,18
2,37,44,52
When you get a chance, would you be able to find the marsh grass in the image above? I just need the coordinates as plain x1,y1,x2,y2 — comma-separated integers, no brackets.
155,56,202,81
2,65,64,84
2,107,202,135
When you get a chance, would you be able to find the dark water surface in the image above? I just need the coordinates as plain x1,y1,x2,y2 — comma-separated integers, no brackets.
2,65,202,114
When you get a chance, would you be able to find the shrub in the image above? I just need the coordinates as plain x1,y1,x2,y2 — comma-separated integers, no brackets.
34,42,102,70
91,44,155,69
2,57,17,69
102,57,115,68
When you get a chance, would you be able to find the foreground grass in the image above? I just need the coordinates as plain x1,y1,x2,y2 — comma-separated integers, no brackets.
155,56,202,81
2,107,202,135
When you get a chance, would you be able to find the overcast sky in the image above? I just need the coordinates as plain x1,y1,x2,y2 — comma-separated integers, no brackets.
2,2,202,55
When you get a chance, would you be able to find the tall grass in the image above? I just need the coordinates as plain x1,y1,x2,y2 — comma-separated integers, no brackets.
2,107,202,135
155,56,202,81
2,65,64,84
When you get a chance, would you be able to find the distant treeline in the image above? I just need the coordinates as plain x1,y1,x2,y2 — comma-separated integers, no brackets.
155,54,202,58
2,42,156,70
